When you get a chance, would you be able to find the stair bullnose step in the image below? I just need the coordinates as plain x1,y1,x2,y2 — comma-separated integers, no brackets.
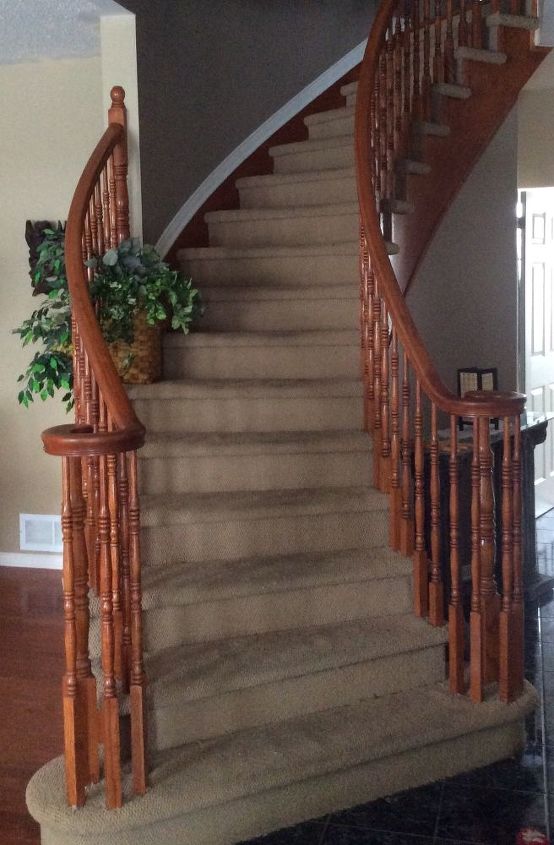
147,615,448,707
140,485,388,528
340,81,358,98
127,377,363,401
486,12,540,30
433,82,472,99
27,683,537,840
455,46,507,64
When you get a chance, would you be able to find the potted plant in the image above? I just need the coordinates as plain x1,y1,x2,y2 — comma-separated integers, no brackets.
14,225,202,409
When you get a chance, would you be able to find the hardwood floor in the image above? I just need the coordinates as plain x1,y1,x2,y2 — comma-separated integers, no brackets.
0,568,64,845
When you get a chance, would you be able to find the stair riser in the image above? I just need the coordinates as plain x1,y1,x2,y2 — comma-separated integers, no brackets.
307,114,355,140
150,644,444,751
200,296,358,332
141,507,388,567
238,176,356,210
38,721,525,845
132,394,363,434
207,212,358,249
179,251,358,287
163,343,359,380
139,449,372,495
141,573,411,652
272,145,353,174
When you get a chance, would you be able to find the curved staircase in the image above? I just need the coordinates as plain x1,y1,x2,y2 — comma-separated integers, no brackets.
27,4,549,844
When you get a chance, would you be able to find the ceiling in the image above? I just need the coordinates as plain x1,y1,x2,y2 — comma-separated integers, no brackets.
0,0,129,64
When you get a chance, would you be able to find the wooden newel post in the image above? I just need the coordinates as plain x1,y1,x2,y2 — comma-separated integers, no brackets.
108,86,130,243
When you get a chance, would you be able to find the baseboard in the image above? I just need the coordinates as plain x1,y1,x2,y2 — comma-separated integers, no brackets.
0,552,62,570
155,39,366,258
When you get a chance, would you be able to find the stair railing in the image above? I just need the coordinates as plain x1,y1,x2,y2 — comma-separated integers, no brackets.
356,1,532,704
41,87,147,810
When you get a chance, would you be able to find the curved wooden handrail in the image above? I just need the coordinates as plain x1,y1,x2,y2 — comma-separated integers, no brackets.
354,0,524,420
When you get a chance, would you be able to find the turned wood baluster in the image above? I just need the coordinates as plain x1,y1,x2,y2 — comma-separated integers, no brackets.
83,356,99,593
434,0,444,85
389,331,401,549
422,0,432,119
448,417,465,694
478,416,500,685
403,0,412,128
378,51,388,202
359,227,373,432
445,0,455,83
118,452,132,687
70,457,100,785
393,10,403,157
89,196,99,257
128,451,148,795
470,417,483,702
413,379,429,617
429,402,444,625
471,0,482,49
108,155,117,250
98,446,122,809
372,285,383,489
380,301,392,492
413,0,422,119
386,27,396,203
94,182,105,256
499,416,515,702
108,86,130,243
459,0,468,48
511,415,524,698
107,447,124,684
72,319,84,426
61,457,87,808
400,353,414,555
101,166,111,249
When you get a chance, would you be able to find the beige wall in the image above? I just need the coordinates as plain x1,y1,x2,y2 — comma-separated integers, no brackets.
0,57,103,556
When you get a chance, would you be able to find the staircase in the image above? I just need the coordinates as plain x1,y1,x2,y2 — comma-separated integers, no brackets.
27,4,549,845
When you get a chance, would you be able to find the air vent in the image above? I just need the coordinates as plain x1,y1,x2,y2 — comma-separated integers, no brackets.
19,514,62,553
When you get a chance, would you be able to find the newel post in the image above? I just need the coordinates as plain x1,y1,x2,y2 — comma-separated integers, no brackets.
108,86,130,243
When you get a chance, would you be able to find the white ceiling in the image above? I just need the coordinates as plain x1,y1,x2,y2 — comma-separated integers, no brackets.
0,0,129,64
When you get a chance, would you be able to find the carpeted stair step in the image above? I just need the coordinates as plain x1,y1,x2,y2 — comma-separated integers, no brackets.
236,168,356,209
138,485,388,567
199,283,358,332
128,377,363,434
163,329,359,380
137,546,410,650
341,79,358,107
304,105,355,140
205,203,359,249
486,12,540,30
27,683,535,845
179,242,361,287
139,429,371,495
270,137,355,174
146,614,448,750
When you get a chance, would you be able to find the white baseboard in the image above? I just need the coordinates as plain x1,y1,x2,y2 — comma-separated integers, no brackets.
155,39,366,259
0,551,62,570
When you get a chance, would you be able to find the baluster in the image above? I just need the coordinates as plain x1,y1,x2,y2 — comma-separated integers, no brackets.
459,0,468,48
403,0,412,132
413,379,429,616
380,302,392,492
379,51,388,203
98,447,122,809
102,166,111,249
118,453,132,687
510,0,519,14
108,155,118,250
61,457,87,807
470,416,483,701
422,0,432,119
360,228,374,433
94,182,105,256
393,10,403,159
413,0,422,119
429,402,444,625
448,416,465,693
128,451,148,795
499,416,514,702
84,213,93,280
107,449,124,684
372,285,383,488
434,0,443,84
89,196,99,258
400,353,414,555
471,0,482,48
389,330,401,548
445,0,455,83
491,0,500,11
511,415,524,697
386,27,395,204
72,319,83,426
371,72,379,194
108,86,130,243
83,355,99,593
478,415,500,684
70,457,100,785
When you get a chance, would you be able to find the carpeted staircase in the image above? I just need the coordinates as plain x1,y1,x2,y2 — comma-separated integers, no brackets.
27,70,537,845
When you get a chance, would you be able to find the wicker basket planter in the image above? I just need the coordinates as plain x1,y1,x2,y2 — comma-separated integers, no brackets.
108,311,162,384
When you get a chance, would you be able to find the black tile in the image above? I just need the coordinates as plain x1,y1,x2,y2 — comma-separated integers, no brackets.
239,821,328,845
436,784,548,844
329,783,441,838
322,827,434,845
444,750,548,795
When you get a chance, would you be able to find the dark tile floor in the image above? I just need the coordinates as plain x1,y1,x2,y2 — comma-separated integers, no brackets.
242,511,554,845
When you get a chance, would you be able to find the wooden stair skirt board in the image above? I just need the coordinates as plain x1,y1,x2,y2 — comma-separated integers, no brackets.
28,684,534,845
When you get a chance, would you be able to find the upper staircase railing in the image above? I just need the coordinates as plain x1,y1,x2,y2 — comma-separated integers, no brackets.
41,87,147,810
356,1,538,704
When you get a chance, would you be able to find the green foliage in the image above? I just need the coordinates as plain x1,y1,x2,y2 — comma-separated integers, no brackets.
14,229,202,411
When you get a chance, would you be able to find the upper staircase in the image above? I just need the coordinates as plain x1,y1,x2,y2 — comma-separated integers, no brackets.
27,4,549,845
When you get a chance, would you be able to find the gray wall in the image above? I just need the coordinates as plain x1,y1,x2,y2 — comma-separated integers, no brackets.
121,0,375,243
407,108,519,395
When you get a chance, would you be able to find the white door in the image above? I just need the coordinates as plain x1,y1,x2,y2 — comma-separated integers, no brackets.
523,188,554,515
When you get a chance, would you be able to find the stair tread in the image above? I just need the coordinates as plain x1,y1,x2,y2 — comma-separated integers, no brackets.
433,82,472,99
340,80,358,97
142,429,368,459
205,202,359,223
140,485,386,528
487,12,540,30
179,242,359,259
304,105,355,126
128,376,362,401
141,547,411,611
203,283,358,302
455,46,507,64
148,614,448,705
165,329,358,348
270,136,353,157
236,167,355,189
28,682,535,836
